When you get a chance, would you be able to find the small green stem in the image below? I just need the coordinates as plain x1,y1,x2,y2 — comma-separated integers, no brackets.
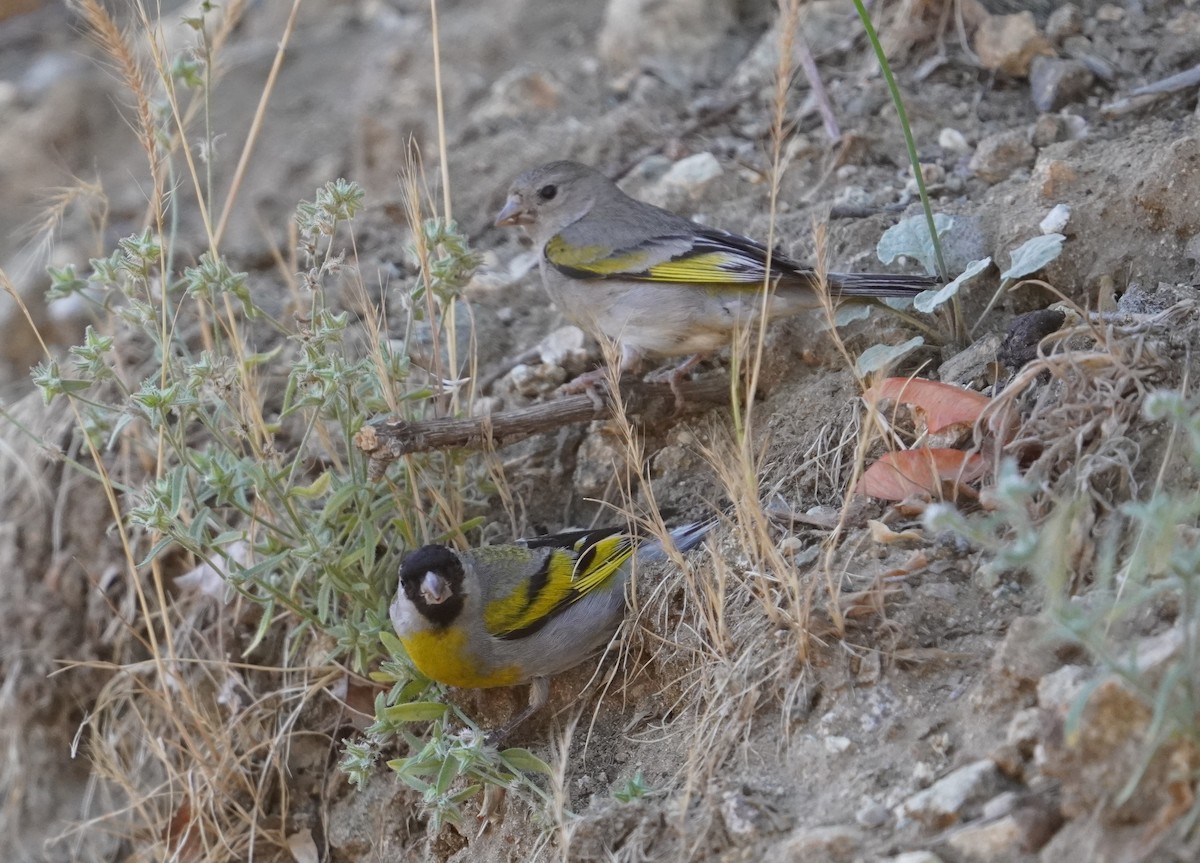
852,1,963,344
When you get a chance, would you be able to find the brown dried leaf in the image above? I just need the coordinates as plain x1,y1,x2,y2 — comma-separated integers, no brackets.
858,449,986,501
868,519,923,544
865,377,991,436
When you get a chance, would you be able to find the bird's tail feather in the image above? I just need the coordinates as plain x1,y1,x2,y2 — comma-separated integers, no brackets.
518,520,715,562
826,271,939,298
637,518,717,562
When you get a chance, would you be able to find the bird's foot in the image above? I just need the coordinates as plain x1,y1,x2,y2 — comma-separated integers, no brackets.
649,353,708,411
559,367,615,410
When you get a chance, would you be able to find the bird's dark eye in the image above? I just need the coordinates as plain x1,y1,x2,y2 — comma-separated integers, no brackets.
538,184,558,201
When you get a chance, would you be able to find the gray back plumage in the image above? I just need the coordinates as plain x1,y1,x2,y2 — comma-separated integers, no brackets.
463,521,713,683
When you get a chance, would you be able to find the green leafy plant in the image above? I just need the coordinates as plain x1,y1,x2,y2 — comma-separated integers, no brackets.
855,216,1066,376
612,770,653,803
29,166,517,834
5,0,535,853
926,390,1200,806
35,179,470,674
341,633,554,832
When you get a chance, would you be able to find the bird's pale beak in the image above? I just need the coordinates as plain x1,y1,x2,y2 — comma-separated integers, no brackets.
420,571,452,605
494,195,530,227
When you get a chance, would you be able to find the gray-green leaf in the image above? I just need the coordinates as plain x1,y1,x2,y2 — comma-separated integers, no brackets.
913,257,991,313
877,214,955,276
855,336,926,376
382,702,449,723
500,748,554,775
834,304,872,327
1001,234,1064,281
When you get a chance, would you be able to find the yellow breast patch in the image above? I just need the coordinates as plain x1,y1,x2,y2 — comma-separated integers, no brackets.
400,628,522,689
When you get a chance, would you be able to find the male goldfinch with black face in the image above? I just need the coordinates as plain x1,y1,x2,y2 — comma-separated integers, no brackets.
389,522,712,743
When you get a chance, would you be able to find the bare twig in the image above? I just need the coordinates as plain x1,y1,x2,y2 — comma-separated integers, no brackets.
1129,63,1200,97
794,31,840,142
1101,62,1200,118
355,375,734,471
827,200,909,220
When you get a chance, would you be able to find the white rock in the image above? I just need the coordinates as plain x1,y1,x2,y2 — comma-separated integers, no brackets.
944,814,1024,859
981,790,1020,820
825,735,852,754
1005,706,1048,750
911,761,937,787
895,760,1003,828
1046,4,1084,41
938,127,970,154
508,362,566,397
471,396,503,417
855,801,890,828
537,325,588,368
720,791,760,837
1062,112,1088,140
1036,664,1091,712
660,152,723,197
1040,203,1071,234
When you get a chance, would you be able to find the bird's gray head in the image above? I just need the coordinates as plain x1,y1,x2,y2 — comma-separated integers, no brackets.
494,160,605,241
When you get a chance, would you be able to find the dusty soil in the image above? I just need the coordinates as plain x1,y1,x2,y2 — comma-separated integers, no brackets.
3,0,1200,862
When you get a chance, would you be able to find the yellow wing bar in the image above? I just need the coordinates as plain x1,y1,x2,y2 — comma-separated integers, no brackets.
484,533,635,640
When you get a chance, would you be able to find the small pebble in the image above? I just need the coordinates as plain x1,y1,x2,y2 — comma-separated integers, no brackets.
982,790,1021,820
660,152,723,197
1062,112,1088,140
1032,114,1065,148
855,802,890,828
938,127,970,153
888,854,945,863
778,536,804,555
973,11,1054,77
1029,56,1094,112
1040,203,1071,234
1046,4,1083,41
969,129,1036,183
825,735,852,754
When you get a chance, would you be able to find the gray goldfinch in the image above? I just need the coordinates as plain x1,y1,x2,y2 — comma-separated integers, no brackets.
389,522,712,744
495,160,938,386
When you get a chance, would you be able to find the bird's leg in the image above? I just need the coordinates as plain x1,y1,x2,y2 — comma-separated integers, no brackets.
559,344,642,409
650,353,707,410
484,677,550,747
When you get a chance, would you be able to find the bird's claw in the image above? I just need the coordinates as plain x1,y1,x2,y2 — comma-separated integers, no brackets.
559,368,611,410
